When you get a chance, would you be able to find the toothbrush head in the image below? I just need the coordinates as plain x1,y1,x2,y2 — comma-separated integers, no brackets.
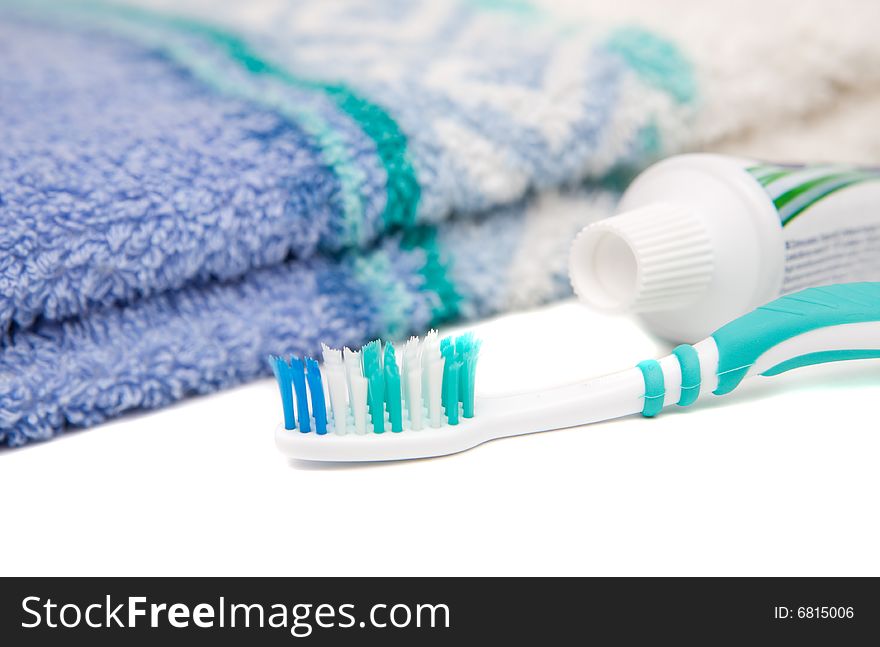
271,331,482,462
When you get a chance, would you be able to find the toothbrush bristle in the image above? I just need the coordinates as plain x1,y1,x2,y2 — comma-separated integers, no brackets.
269,331,480,435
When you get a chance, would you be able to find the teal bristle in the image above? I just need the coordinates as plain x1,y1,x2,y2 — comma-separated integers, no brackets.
362,340,384,420
368,370,385,433
455,333,473,405
383,344,403,432
271,331,481,435
444,361,461,425
461,339,481,418
362,340,382,375
439,337,455,410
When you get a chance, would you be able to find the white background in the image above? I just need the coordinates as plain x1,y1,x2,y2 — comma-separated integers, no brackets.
4,299,879,576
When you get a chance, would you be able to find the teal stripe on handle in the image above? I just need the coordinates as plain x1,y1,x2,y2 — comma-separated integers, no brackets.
712,283,880,395
636,360,665,418
672,344,701,407
762,349,880,377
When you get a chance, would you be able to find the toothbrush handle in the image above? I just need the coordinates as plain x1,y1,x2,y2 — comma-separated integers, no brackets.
710,283,880,395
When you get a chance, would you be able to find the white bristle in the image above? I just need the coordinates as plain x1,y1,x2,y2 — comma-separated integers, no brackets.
343,347,361,404
322,344,349,435
407,364,424,431
350,375,368,435
421,330,438,399
401,338,417,397
321,343,342,364
403,336,424,431
426,359,444,428
327,380,350,435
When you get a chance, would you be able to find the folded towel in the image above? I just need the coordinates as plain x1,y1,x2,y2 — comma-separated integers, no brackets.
2,0,879,446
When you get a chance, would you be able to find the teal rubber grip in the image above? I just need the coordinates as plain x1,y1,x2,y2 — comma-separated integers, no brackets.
711,283,880,395
636,359,665,417
672,344,701,406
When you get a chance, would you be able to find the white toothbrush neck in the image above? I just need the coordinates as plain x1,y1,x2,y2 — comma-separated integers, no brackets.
476,337,723,438
474,368,646,439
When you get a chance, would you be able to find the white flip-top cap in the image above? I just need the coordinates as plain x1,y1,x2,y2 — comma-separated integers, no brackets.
569,203,714,313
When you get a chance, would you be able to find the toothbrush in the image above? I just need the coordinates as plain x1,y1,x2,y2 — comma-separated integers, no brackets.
272,283,880,462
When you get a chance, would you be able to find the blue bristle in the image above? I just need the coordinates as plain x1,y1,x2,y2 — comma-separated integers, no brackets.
306,358,327,435
289,356,311,433
269,356,295,430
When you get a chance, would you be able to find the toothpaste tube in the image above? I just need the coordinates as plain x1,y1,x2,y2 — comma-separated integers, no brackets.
569,153,880,341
